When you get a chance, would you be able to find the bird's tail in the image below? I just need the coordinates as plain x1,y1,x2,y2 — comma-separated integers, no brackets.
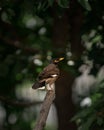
32,81,45,89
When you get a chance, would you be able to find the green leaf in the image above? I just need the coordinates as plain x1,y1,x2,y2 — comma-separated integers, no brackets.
58,0,69,8
97,117,103,126
78,0,91,11
81,115,96,130
48,0,54,6
71,108,92,121
92,35,102,43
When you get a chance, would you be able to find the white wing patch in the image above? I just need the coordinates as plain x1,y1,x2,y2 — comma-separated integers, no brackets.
51,74,58,77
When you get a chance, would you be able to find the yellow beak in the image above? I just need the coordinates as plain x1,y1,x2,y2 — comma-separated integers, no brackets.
59,57,64,61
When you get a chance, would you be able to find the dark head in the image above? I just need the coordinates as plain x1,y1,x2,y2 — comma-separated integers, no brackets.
52,57,64,64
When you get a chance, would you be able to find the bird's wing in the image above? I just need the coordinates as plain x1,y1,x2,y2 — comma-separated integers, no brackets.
38,64,60,81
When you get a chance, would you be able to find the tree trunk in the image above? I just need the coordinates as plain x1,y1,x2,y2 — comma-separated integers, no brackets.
52,1,84,130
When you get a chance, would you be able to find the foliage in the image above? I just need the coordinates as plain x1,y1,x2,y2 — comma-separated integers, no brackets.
0,0,104,130
78,0,91,11
70,0,104,129
71,79,104,130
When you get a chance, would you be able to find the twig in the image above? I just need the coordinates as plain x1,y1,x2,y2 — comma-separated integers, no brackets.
0,96,42,107
0,34,40,54
34,84,55,130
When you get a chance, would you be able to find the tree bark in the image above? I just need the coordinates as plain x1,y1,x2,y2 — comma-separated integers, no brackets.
52,1,84,130
69,0,84,60
34,85,55,130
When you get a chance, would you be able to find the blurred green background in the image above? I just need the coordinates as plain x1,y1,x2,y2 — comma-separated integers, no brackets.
0,0,104,130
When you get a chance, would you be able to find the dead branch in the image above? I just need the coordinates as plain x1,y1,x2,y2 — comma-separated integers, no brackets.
34,84,55,130
0,34,40,54
0,96,41,107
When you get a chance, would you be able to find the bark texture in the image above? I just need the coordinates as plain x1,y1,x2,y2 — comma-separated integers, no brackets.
52,1,84,130
34,88,55,130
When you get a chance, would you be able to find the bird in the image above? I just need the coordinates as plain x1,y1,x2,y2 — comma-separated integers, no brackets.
32,57,64,90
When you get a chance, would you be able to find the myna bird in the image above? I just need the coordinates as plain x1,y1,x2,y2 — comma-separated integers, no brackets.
32,57,64,90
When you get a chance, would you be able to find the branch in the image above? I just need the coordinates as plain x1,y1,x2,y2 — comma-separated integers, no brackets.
0,96,41,107
0,34,40,54
34,84,55,130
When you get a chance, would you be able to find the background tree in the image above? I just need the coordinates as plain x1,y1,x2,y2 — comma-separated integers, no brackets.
0,0,104,130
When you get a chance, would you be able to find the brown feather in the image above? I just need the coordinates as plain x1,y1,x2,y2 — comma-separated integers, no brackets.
32,58,63,89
